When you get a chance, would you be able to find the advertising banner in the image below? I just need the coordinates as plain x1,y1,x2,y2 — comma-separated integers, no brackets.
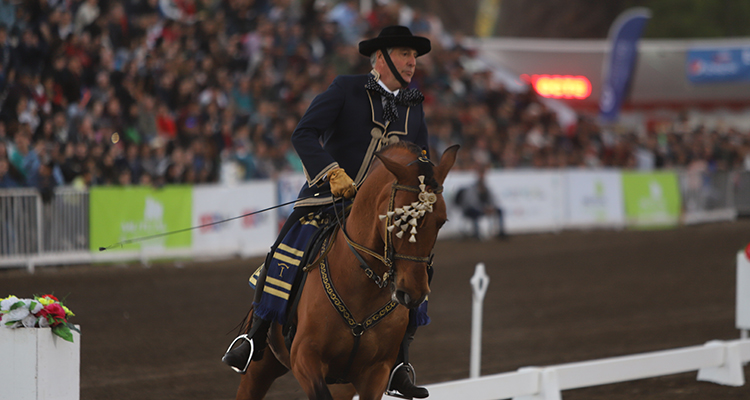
599,7,651,123
687,47,750,84
622,171,681,228
486,170,565,233
564,170,625,228
277,173,308,221
439,171,479,238
192,182,277,258
90,186,192,252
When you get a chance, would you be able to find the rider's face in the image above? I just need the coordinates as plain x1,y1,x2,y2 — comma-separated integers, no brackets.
378,47,418,90
388,47,418,83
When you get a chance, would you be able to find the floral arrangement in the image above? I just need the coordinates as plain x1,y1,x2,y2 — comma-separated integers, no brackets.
1,294,79,342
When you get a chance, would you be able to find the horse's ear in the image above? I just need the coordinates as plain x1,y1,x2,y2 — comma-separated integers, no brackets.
376,151,410,182
434,144,460,184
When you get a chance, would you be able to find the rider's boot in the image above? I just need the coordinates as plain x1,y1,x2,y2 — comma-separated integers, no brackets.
386,324,429,399
222,254,273,373
221,314,271,373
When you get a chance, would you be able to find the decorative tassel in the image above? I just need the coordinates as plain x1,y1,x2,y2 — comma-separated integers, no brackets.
379,214,387,221
387,225,395,232
409,234,416,243
396,231,404,239
410,226,417,234
387,211,395,217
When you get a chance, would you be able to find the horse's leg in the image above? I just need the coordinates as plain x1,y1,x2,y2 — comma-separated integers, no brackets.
329,383,357,400
351,364,391,400
235,351,289,400
291,346,334,400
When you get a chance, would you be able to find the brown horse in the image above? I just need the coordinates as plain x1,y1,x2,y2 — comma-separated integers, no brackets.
235,143,459,400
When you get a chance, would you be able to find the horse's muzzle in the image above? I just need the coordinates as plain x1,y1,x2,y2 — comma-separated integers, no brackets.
393,289,427,309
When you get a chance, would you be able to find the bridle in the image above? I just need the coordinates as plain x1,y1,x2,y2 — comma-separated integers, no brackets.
335,170,442,289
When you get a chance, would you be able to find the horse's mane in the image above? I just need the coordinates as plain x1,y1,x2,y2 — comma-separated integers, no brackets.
376,142,439,188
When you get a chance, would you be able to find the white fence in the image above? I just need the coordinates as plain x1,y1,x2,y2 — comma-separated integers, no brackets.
410,258,750,400
0,188,89,271
422,339,749,400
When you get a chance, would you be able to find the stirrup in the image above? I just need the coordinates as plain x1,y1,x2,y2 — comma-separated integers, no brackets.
223,334,254,374
385,362,417,399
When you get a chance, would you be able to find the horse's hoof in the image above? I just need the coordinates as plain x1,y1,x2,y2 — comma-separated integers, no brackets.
222,335,254,374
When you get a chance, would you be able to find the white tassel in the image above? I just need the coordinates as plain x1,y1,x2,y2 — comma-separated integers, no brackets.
409,218,418,226
409,234,416,243
387,225,395,232
387,211,395,217
396,208,404,215
419,184,426,192
379,214,387,221
396,231,404,239
418,176,425,184
394,219,402,227
401,224,408,231
410,226,417,234
401,215,408,222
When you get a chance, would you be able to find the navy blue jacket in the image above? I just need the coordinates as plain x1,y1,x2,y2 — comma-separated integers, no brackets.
291,73,429,207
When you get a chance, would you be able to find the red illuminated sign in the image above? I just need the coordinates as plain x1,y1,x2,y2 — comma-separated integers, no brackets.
525,75,592,100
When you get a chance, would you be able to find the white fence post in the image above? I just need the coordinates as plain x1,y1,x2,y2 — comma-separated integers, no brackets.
737,247,750,339
470,262,490,379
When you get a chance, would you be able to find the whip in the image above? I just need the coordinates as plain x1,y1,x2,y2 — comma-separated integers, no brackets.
98,192,325,251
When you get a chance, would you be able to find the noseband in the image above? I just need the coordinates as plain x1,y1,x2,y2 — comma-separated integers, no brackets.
339,173,442,289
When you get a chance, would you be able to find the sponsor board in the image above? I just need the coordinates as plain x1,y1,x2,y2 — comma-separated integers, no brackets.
90,186,192,252
564,170,625,228
192,182,277,257
622,171,681,228
487,170,565,233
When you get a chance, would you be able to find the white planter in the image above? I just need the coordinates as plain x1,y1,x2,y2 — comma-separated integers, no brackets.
0,326,80,400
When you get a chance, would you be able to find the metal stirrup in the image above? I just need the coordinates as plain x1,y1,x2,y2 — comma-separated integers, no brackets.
385,362,418,399
224,334,254,374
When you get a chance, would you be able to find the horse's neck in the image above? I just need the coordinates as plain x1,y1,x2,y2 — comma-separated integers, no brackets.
329,204,391,310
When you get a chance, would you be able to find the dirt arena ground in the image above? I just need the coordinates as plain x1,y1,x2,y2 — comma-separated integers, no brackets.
3,219,750,400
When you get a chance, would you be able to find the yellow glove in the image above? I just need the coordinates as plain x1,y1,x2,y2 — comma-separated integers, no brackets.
327,167,357,199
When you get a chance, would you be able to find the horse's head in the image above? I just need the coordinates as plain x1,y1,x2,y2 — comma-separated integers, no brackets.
368,143,459,309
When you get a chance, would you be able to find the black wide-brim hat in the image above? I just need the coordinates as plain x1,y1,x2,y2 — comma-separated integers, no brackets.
358,25,431,57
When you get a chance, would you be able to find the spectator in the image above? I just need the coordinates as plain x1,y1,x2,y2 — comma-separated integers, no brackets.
455,164,506,239
0,152,21,188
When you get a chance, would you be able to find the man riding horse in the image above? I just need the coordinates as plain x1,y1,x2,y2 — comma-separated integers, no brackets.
222,26,433,399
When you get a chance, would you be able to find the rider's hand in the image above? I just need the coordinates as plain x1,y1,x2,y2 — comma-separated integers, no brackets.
328,167,357,199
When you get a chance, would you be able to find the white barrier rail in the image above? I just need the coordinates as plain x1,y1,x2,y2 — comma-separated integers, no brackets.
423,339,749,400
416,258,750,400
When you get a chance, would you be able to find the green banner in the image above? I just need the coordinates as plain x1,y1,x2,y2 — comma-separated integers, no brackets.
622,171,682,228
90,186,192,252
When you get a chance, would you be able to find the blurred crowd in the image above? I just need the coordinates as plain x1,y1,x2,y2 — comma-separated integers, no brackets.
0,0,749,195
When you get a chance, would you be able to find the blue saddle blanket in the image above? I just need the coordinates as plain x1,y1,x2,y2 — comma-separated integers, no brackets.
249,211,430,327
